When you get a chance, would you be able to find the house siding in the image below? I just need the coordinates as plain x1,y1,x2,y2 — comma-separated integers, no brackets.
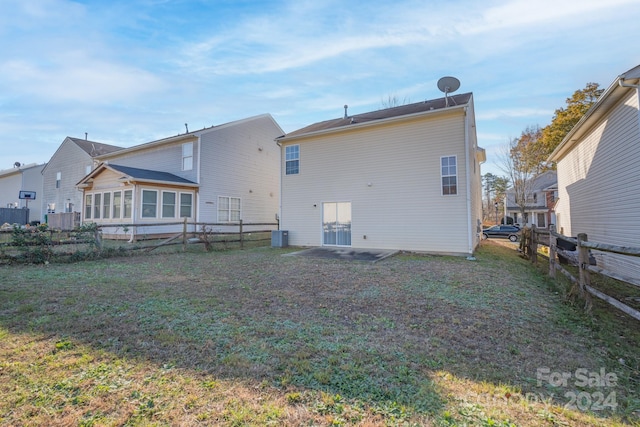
93,114,282,235
103,140,199,183
41,139,94,221
198,115,281,225
555,89,640,278
0,171,22,210
280,110,475,254
21,164,45,222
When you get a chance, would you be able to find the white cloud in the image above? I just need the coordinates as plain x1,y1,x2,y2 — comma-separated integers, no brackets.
0,56,165,104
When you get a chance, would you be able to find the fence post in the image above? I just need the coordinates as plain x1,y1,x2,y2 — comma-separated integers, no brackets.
577,233,590,296
94,226,103,251
549,225,556,279
530,224,538,265
239,219,244,249
183,217,187,252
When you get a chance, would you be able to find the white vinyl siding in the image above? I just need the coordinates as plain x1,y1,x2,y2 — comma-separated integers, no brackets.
280,110,472,254
555,90,640,278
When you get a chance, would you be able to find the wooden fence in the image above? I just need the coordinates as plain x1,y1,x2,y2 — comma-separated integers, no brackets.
96,219,279,251
47,212,81,231
525,225,640,321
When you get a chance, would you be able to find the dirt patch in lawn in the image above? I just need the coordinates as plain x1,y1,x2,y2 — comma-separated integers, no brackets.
286,246,398,262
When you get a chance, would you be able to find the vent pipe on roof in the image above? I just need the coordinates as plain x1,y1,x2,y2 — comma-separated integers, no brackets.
85,132,88,140
344,105,348,119
185,123,189,133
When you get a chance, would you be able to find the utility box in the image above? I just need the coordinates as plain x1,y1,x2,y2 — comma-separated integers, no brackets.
271,230,288,247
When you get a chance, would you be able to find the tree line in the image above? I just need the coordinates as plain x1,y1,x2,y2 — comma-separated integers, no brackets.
484,82,604,224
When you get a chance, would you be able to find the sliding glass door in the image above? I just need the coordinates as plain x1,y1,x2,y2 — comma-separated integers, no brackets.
323,202,351,246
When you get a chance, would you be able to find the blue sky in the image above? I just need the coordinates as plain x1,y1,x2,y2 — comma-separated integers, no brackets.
1,0,639,176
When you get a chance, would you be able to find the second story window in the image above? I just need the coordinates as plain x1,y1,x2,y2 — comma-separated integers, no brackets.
441,156,457,195
285,145,299,175
56,172,61,189
182,142,193,171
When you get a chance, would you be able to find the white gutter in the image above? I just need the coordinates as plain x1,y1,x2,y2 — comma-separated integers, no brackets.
618,78,640,89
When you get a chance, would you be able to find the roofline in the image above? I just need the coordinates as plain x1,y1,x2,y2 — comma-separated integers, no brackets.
276,100,470,144
116,177,200,188
96,133,199,160
0,162,45,178
76,162,199,188
96,113,282,160
549,66,640,162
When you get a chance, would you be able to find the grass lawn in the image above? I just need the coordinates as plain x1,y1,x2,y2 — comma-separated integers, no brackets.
0,240,638,426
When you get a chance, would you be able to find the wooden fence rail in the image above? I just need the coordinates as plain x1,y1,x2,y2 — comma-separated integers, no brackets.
528,225,640,322
97,219,279,251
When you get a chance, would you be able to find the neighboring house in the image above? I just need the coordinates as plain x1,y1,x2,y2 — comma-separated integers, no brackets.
505,170,557,228
77,114,283,239
276,93,486,256
0,162,45,224
41,137,123,223
549,64,640,279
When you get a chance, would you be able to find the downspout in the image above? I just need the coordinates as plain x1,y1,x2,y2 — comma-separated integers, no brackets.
196,137,202,226
464,105,474,258
276,139,283,230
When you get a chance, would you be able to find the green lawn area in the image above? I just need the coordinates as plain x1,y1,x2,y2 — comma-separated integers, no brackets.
0,241,638,426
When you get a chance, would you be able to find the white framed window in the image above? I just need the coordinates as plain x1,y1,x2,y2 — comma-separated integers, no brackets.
93,193,101,219
112,191,122,219
285,145,299,175
85,195,92,219
441,156,457,195
123,190,132,219
162,191,176,218
85,165,91,175
56,172,61,189
182,142,193,171
218,196,241,222
142,190,157,218
180,193,193,218
102,192,111,219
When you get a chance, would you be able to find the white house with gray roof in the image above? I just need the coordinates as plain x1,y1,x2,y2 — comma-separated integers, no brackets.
77,114,283,239
41,137,123,224
276,92,485,256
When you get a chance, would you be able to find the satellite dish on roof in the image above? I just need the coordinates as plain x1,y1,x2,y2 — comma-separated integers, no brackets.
437,76,460,107
14,162,21,168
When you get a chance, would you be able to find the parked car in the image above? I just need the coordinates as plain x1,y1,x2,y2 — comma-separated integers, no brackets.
482,225,521,242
